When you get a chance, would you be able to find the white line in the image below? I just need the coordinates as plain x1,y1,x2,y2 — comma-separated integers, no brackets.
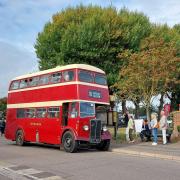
7,99,109,109
41,176,64,180
17,168,42,175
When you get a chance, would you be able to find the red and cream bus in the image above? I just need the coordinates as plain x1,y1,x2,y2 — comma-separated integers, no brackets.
5,64,111,152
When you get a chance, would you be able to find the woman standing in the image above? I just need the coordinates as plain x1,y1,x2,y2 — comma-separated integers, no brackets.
160,110,168,145
150,113,158,145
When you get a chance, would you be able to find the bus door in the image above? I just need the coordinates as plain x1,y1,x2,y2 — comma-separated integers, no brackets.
62,102,78,130
62,103,69,127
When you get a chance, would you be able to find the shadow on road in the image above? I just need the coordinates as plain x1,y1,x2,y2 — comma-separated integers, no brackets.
4,140,106,153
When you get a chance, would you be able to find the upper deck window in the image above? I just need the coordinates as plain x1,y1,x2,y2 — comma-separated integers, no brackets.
29,77,39,87
63,70,74,82
95,74,107,85
10,81,19,90
39,75,49,85
19,79,28,89
78,70,93,83
50,72,62,83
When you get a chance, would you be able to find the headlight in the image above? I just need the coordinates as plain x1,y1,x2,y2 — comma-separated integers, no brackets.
102,125,108,132
83,125,89,131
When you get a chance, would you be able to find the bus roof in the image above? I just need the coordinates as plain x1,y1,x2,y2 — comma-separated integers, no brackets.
13,64,105,80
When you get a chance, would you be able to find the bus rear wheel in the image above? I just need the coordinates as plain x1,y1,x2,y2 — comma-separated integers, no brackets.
62,131,78,153
96,140,110,151
16,130,24,146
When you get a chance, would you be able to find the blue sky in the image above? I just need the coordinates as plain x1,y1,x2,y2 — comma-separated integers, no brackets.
0,0,180,98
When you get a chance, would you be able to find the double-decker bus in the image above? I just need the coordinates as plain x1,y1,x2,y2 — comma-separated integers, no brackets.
5,64,111,152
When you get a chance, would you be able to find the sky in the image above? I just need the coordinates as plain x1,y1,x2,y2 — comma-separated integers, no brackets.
0,0,180,100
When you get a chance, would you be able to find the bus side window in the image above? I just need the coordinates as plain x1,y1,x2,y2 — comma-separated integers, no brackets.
17,109,25,118
36,108,46,118
26,108,36,118
70,102,78,118
48,107,60,118
10,81,19,90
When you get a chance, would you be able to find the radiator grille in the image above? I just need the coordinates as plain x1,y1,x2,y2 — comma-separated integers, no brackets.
90,119,101,143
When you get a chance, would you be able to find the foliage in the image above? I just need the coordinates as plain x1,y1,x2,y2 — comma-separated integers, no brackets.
116,36,180,120
35,5,151,87
177,126,180,133
35,4,180,115
0,97,7,118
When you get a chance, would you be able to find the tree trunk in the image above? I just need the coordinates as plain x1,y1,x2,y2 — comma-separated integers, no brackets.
158,93,164,121
146,103,150,122
122,99,126,114
134,99,140,119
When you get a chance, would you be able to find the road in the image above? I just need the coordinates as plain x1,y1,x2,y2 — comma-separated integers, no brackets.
0,136,180,180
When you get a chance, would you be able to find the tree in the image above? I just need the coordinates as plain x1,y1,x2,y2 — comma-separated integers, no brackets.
0,97,7,118
35,5,151,89
116,36,180,120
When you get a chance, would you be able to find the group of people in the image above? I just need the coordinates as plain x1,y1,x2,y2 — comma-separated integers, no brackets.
0,119,6,136
150,110,168,145
124,110,168,145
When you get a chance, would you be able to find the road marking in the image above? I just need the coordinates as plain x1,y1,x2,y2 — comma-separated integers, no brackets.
17,168,43,175
0,167,28,180
0,164,65,180
42,176,64,180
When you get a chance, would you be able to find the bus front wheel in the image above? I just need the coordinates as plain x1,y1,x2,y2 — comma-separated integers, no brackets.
16,130,24,146
62,131,78,153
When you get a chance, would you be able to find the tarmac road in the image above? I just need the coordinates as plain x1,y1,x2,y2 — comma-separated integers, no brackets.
0,136,180,180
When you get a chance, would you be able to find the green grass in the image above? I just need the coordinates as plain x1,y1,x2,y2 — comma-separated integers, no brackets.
108,127,139,143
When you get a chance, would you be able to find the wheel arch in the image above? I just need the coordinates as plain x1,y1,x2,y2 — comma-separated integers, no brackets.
60,128,77,144
15,127,25,140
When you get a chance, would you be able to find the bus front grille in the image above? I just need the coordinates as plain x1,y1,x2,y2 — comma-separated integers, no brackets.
90,119,101,143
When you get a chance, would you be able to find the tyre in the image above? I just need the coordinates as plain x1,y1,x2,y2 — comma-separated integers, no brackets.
62,131,78,153
96,140,110,151
16,130,24,146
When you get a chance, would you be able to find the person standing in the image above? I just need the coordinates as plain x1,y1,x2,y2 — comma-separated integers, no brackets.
128,115,135,142
150,113,158,145
0,119,6,136
124,111,129,141
160,110,168,145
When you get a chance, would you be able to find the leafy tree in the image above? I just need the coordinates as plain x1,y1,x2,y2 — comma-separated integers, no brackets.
35,5,151,88
116,36,180,120
0,97,7,118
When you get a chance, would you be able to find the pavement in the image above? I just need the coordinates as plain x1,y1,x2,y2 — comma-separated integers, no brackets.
111,140,180,162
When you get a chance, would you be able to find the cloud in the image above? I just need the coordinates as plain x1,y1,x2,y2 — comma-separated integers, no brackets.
114,0,180,26
0,40,38,97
